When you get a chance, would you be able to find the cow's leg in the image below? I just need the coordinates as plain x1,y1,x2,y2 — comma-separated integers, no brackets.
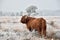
42,26,46,37
37,27,42,37
41,19,46,38
29,27,32,32
42,21,46,37
43,27,46,37
27,26,32,32
41,28,44,37
40,22,43,37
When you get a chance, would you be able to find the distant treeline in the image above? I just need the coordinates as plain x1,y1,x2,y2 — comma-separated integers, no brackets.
0,10,60,16
0,11,23,16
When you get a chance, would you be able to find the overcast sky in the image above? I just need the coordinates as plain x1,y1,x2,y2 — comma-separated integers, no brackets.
0,0,60,12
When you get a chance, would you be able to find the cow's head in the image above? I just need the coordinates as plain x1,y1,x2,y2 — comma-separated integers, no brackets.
21,15,28,24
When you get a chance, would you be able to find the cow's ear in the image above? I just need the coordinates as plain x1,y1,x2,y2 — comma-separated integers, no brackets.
25,15,28,19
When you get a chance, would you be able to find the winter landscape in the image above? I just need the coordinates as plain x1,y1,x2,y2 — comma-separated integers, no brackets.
0,0,60,40
0,5,60,40
0,16,60,40
0,6,60,40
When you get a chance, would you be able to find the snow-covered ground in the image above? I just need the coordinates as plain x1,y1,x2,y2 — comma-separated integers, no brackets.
0,16,60,40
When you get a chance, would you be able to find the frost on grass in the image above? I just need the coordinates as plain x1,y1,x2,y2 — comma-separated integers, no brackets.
0,16,60,40
0,30,44,40
0,28,60,40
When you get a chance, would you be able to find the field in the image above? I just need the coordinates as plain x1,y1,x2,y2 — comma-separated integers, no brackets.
0,16,60,40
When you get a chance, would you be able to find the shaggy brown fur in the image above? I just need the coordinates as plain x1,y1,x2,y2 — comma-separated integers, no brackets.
21,15,46,37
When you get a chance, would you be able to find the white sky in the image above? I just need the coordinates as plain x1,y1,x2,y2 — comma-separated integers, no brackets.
0,0,60,12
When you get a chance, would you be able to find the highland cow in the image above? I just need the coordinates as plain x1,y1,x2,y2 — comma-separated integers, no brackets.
21,15,46,37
